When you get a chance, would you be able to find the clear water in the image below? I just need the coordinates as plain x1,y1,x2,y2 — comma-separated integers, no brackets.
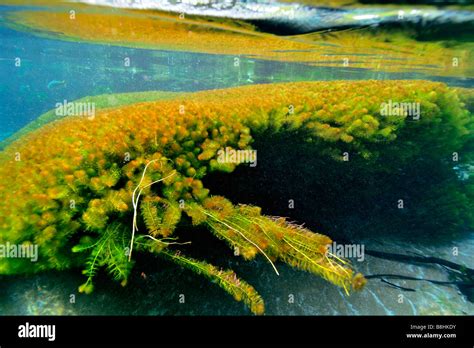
1,6,471,141
2,236,473,315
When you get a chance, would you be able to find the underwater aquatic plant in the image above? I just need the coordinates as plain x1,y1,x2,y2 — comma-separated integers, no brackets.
0,80,472,314
0,91,185,150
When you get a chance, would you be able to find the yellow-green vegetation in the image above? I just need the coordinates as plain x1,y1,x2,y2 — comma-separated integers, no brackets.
0,80,472,314
455,87,474,112
291,26,473,77
4,6,473,78
0,91,185,150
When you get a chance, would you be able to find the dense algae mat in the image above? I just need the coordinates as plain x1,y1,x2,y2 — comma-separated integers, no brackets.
0,81,472,314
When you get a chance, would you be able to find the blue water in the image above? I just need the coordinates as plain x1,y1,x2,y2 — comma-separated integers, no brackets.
1,6,472,141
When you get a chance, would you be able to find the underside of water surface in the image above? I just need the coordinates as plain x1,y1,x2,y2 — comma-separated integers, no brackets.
0,0,473,317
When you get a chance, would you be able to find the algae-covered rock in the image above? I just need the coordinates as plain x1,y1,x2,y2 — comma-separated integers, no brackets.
0,80,472,314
